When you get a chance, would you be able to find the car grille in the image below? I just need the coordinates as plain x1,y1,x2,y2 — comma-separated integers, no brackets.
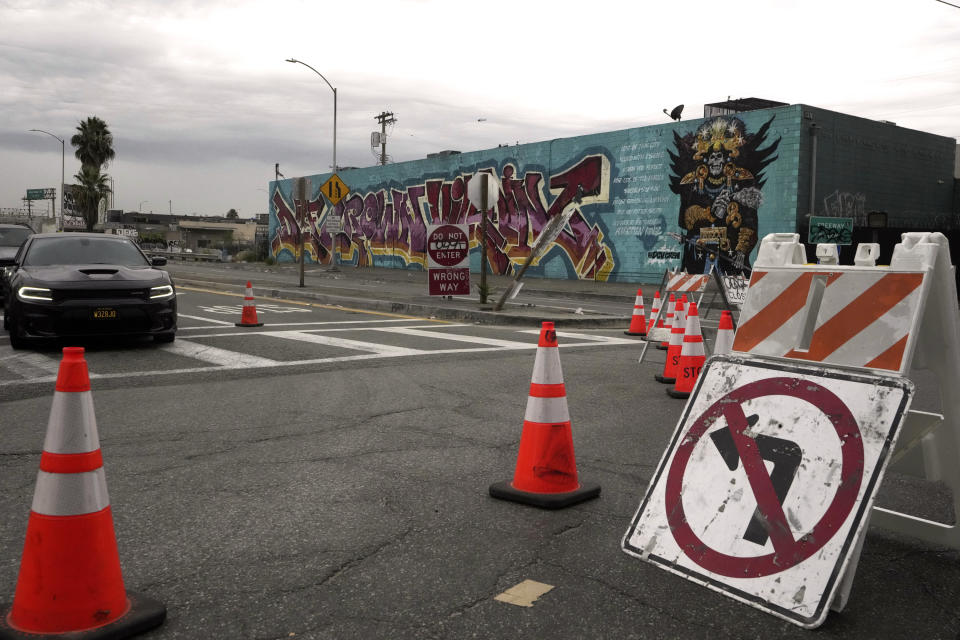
52,288,150,302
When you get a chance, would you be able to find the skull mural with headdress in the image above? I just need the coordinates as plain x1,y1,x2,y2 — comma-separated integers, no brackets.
668,115,780,274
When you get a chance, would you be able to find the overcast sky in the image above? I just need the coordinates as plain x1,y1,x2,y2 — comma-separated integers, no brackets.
1,0,957,219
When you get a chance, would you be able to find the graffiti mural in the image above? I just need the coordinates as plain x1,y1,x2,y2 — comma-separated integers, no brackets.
668,116,781,275
271,155,615,281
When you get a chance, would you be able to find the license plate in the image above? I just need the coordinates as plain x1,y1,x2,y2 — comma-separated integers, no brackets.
92,307,117,319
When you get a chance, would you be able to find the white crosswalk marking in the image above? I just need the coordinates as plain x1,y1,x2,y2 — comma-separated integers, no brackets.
160,339,280,368
0,324,635,389
371,326,532,349
262,330,427,356
0,348,61,379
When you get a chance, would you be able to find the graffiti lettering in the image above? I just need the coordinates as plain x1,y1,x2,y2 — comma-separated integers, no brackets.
271,155,615,280
822,190,866,225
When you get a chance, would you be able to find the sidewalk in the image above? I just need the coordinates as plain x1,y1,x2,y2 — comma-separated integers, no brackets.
165,261,654,328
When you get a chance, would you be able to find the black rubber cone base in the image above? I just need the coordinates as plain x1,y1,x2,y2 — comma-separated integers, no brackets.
489,480,600,509
666,387,691,399
654,374,676,384
0,591,166,640
623,330,646,336
235,321,264,327
656,343,668,350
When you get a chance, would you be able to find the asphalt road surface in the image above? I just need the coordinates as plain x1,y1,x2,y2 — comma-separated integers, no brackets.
0,286,958,639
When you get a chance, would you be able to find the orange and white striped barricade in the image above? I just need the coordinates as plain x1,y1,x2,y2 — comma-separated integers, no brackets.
662,269,715,314
1,347,166,637
733,233,960,547
664,270,712,296
623,231,960,628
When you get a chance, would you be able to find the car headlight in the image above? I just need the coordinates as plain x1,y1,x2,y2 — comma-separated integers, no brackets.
150,285,174,299
18,286,53,301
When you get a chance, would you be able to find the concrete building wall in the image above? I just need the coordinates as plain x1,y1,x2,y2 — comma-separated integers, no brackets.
269,104,953,281
797,106,955,231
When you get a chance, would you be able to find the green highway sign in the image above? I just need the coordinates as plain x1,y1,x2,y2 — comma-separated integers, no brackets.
26,188,55,200
808,216,853,245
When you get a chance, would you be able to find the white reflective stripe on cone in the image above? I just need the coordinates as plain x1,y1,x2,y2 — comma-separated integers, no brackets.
530,348,564,385
43,391,100,454
681,338,706,357
524,396,571,424
32,469,110,516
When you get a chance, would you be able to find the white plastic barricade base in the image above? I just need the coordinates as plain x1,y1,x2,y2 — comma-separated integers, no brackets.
622,354,913,628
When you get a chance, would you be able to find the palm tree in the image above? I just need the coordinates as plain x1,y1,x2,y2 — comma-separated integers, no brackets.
71,116,115,170
73,165,111,231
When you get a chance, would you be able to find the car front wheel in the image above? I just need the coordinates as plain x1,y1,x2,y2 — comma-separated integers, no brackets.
7,314,26,350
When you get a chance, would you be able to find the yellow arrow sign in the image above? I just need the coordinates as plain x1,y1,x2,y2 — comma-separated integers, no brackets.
321,174,349,205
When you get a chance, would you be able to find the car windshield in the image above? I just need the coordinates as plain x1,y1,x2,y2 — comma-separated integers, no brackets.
23,236,150,267
0,227,31,247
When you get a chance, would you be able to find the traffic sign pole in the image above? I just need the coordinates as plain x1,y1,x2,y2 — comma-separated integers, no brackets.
479,174,489,304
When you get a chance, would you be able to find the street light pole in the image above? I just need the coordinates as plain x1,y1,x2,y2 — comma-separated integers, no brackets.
139,200,149,212
286,58,340,268
28,129,64,232
285,58,337,173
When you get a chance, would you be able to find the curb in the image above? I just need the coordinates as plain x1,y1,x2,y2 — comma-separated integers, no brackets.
173,277,633,328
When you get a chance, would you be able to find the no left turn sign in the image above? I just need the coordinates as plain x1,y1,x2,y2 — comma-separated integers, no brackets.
622,355,912,628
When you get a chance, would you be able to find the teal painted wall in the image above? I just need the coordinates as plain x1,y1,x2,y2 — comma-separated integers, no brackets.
268,106,804,281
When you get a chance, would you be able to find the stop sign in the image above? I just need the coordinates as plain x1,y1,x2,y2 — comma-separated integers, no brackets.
427,224,470,267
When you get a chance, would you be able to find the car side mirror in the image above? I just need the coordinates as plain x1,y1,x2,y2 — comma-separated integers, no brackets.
151,256,168,267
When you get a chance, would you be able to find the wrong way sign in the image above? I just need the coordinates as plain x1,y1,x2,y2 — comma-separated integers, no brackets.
622,354,913,628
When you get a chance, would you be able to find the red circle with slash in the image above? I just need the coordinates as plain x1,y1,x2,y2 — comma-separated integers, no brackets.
664,377,864,578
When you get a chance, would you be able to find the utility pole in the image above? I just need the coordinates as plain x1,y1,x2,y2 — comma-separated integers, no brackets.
374,111,396,166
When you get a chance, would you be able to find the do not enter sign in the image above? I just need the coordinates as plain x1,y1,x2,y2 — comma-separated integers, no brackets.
428,224,470,267
622,355,912,628
427,223,471,296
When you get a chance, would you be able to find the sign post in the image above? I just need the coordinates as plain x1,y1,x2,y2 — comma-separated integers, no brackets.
427,224,470,296
320,174,349,268
466,172,500,304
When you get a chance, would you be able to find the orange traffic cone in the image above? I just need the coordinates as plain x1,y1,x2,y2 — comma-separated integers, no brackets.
1,347,166,638
668,302,706,399
714,310,735,356
235,280,264,327
655,298,685,384
489,322,600,509
624,288,647,336
657,294,676,350
649,290,662,327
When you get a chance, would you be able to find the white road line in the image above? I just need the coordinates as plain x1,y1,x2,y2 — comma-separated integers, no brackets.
0,348,62,379
160,339,280,368
177,314,235,326
177,318,428,330
517,329,639,345
0,327,631,389
371,326,533,349
261,330,427,356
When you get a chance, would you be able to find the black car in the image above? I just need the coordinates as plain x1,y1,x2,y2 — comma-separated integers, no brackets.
3,232,177,348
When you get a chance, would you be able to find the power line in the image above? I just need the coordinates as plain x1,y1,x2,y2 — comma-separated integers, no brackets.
935,0,960,9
